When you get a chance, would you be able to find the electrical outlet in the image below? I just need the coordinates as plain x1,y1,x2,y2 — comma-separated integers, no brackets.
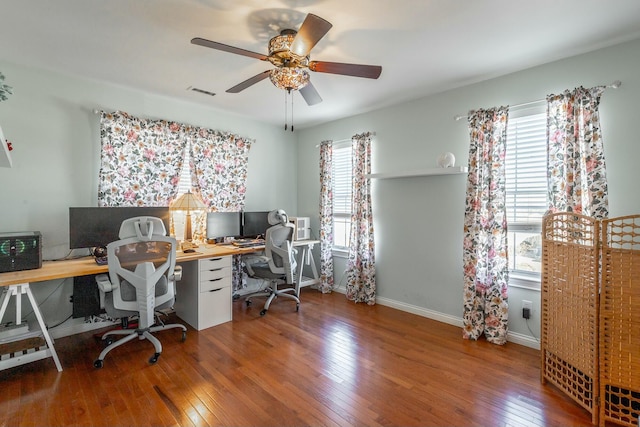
522,300,532,319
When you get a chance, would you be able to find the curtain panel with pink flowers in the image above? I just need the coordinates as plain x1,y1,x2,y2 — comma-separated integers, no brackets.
318,140,335,293
98,111,187,207
462,107,510,345
546,86,609,218
345,132,376,305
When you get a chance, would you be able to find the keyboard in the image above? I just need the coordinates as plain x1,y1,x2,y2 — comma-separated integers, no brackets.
236,242,263,248
232,239,264,248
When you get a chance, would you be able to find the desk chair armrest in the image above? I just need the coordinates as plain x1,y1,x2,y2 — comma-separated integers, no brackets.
270,242,298,267
244,255,269,276
96,274,116,293
171,265,182,282
96,273,116,310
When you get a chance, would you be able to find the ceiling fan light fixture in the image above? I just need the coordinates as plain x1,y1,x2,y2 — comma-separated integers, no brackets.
269,67,309,91
268,30,296,56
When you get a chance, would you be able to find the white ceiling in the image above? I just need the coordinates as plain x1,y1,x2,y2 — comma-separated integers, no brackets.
1,0,640,129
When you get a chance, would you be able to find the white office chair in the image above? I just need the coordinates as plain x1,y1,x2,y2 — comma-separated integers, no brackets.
243,209,300,316
94,216,187,368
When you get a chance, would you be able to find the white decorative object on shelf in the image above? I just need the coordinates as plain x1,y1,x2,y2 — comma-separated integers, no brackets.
365,166,468,179
437,152,456,168
0,124,12,168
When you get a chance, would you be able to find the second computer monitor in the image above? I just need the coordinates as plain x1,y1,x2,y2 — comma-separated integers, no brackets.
242,211,271,238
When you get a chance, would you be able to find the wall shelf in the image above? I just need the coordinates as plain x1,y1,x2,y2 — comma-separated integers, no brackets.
365,166,468,179
0,125,12,168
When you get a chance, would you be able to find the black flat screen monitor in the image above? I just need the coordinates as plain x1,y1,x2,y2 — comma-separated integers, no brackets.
206,212,241,241
69,206,171,249
242,211,271,238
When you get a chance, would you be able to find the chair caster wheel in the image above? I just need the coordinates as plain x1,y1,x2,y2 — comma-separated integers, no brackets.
296,303,300,312
94,359,104,369
104,337,114,346
181,331,187,342
246,300,252,307
260,309,267,316
149,353,160,364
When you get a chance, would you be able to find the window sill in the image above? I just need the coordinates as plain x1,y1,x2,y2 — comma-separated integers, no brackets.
508,273,541,291
332,248,349,258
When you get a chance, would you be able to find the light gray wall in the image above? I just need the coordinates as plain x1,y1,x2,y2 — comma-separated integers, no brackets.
0,60,296,326
296,38,640,345
2,37,639,343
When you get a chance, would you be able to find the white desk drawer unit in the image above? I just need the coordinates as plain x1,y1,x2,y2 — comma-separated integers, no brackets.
175,256,232,331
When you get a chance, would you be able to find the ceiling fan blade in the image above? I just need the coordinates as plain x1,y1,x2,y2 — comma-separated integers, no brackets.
299,82,323,106
309,61,382,79
226,70,271,93
290,14,333,57
191,37,268,61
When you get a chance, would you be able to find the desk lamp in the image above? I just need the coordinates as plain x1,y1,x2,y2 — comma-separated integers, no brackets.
171,191,206,246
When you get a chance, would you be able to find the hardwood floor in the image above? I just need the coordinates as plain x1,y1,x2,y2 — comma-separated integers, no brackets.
1,289,595,426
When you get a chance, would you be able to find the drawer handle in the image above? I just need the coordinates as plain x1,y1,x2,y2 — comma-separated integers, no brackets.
209,288,223,292
208,257,223,261
208,278,223,282
208,268,223,272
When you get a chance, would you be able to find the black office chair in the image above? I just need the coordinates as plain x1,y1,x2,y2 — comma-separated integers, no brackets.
243,209,300,316
94,216,186,368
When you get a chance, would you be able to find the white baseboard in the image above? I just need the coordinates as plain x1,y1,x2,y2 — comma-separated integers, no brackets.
506,330,540,350
331,285,539,349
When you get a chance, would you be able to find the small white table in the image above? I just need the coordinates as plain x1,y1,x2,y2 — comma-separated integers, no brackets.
0,283,63,372
293,239,320,289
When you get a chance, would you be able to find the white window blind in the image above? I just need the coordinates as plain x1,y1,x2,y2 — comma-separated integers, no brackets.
177,147,192,195
505,112,547,285
505,113,547,225
173,147,192,240
332,143,352,249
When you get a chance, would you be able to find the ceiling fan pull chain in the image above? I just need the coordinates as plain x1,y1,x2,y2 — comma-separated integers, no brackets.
284,89,288,131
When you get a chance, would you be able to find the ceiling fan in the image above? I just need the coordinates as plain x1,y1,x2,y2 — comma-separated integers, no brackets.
191,13,382,107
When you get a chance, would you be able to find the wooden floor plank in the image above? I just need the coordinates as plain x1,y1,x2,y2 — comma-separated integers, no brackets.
0,289,598,426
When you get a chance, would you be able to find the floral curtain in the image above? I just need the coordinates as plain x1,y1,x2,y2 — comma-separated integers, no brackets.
345,132,376,305
547,86,609,218
463,107,510,345
187,128,253,241
98,111,186,206
318,140,334,293
186,127,253,291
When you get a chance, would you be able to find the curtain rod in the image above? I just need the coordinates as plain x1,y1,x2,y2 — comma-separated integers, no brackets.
315,132,377,148
453,80,622,121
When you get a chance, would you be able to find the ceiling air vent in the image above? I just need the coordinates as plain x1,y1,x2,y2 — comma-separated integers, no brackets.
187,86,216,97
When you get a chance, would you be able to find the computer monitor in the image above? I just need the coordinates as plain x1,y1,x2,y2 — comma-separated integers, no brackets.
69,206,171,249
241,211,271,238
206,212,242,242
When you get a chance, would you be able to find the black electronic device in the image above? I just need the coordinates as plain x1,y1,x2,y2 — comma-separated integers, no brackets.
241,211,271,238
69,206,170,250
206,212,242,242
72,274,104,318
0,231,42,273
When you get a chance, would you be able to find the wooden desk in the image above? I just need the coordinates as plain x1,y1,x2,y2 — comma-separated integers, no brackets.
0,244,262,288
0,244,260,372
0,240,320,372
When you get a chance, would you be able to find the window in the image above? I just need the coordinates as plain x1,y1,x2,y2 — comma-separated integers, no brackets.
173,147,193,238
177,147,193,195
505,112,547,287
332,143,352,250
